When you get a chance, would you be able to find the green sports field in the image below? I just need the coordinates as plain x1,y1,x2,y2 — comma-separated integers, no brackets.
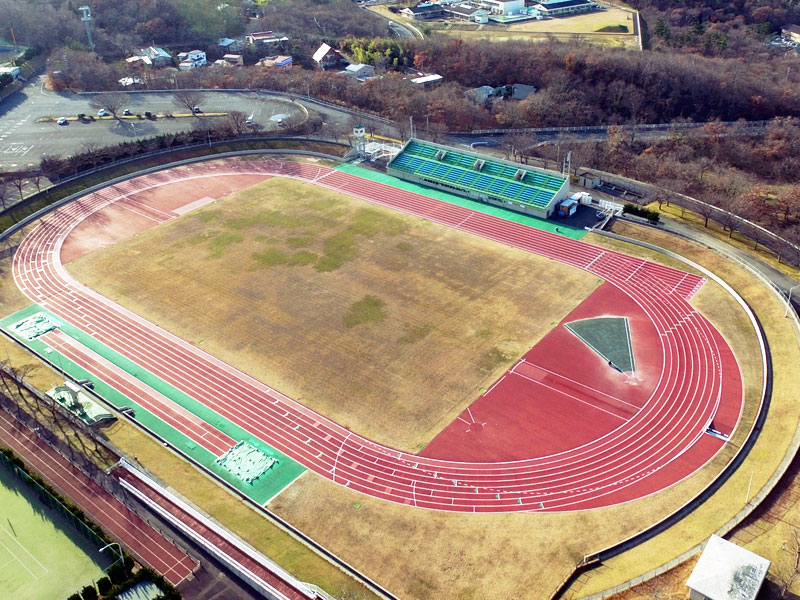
0,463,111,599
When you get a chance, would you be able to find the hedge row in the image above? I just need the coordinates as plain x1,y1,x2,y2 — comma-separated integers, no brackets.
622,202,660,223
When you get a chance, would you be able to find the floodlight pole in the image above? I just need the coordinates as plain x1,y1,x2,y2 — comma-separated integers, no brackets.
785,284,800,318
99,542,125,569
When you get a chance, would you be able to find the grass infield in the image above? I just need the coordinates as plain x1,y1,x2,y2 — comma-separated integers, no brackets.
66,176,601,451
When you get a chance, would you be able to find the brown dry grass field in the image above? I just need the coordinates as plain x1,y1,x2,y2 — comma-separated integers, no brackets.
66,177,600,452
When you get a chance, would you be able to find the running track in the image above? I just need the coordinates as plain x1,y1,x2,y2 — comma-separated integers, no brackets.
11,159,742,512
0,408,196,584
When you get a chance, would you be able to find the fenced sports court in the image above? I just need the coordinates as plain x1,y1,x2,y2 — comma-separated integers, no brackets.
0,453,111,599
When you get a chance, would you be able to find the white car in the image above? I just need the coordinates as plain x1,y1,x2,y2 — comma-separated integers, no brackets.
57,117,67,125
97,108,109,117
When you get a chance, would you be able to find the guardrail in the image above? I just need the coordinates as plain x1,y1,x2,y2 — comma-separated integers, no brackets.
463,119,773,137
77,87,395,126
0,141,348,241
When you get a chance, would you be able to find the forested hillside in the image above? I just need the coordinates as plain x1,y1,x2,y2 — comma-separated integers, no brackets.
629,0,800,53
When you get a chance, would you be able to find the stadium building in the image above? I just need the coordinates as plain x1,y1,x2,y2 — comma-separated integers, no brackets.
387,139,569,219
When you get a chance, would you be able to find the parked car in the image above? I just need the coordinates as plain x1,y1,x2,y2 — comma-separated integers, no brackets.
192,106,202,113
97,108,109,117
122,108,132,116
57,117,67,125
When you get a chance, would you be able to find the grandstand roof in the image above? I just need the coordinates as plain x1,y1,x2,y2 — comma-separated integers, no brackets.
387,139,566,210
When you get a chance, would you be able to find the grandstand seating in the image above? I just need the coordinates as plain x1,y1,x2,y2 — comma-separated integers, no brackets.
389,140,566,210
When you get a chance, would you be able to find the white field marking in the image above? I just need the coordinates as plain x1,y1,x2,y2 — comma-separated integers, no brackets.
456,214,471,227
484,375,505,396
465,407,475,423
0,535,34,578
509,370,629,421
624,261,645,281
0,534,36,577
518,360,639,409
455,416,470,424
113,202,165,223
0,522,48,574
121,196,175,219
624,318,636,377
331,432,353,482
584,251,605,270
668,273,688,295
262,470,308,506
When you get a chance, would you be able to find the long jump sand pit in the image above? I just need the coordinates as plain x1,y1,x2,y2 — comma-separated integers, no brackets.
66,176,601,451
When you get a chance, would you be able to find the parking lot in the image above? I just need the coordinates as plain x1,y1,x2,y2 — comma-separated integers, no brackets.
0,77,307,170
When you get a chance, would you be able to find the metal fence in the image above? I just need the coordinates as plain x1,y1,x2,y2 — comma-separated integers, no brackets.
465,119,773,137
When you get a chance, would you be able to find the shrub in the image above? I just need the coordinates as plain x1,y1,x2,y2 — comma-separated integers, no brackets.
80,584,98,600
622,203,660,224
68,594,81,600
96,576,112,595
108,563,127,585
144,111,152,118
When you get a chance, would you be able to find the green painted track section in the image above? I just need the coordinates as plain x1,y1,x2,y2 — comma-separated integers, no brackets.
0,462,111,600
1,305,304,505
334,163,587,239
565,316,635,373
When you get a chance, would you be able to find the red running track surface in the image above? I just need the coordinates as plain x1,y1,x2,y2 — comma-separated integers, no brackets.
0,408,197,584
11,160,744,512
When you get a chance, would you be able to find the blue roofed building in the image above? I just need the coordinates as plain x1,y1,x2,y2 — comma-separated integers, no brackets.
387,139,569,219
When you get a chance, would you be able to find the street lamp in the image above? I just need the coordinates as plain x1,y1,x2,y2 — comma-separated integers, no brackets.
99,542,125,570
785,284,800,318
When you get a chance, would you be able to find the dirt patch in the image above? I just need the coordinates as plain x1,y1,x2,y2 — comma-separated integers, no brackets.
66,177,600,452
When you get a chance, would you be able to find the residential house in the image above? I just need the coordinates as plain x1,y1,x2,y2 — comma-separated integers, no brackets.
258,55,293,69
410,73,443,88
465,85,495,105
218,37,244,52
312,43,346,69
246,31,289,47
783,24,800,43
400,4,445,19
222,54,244,66
342,63,375,80
118,76,144,87
127,46,172,68
444,5,489,21
686,536,769,600
177,49,206,70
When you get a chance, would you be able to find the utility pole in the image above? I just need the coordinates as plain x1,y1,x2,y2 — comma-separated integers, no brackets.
78,6,95,52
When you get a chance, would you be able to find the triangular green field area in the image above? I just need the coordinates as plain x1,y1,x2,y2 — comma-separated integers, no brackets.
564,317,635,373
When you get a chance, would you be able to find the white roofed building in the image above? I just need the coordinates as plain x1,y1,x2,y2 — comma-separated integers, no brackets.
686,536,770,600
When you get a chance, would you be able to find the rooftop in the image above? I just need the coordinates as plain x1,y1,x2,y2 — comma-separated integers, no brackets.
686,536,770,600
536,0,593,8
388,139,566,210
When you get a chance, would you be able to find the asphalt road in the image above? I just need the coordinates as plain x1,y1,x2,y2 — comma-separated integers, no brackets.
0,76,308,170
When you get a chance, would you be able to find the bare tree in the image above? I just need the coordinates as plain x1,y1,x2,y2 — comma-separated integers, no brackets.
0,182,9,210
226,111,249,136
7,172,26,201
172,90,203,116
89,91,129,120
30,171,44,193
